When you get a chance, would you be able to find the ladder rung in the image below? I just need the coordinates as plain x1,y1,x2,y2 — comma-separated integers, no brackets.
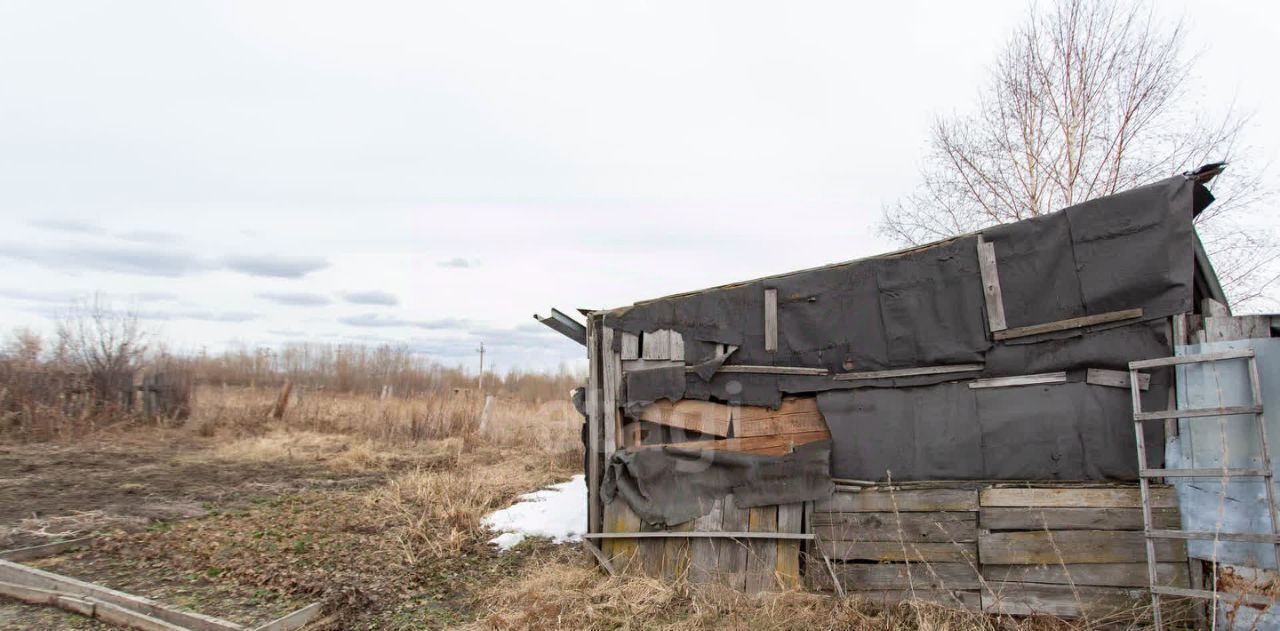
1140,468,1271,478
1152,585,1276,607
1130,349,1256,369
1147,529,1280,544
1135,405,1263,421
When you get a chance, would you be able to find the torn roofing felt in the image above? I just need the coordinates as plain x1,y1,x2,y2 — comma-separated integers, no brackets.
597,174,1216,487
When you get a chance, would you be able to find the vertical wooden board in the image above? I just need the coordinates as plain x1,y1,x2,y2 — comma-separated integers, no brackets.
718,494,750,590
776,503,803,590
641,329,671,360
585,317,602,535
744,505,779,593
688,499,724,584
639,520,665,578
662,519,693,582
976,236,1007,332
607,499,642,572
601,327,621,454
619,332,640,360
764,288,778,352
668,330,684,361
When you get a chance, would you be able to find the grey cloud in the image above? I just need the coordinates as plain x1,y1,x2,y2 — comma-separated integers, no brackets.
28,218,105,235
0,242,211,277
222,255,329,279
256,291,332,306
338,313,467,330
437,257,478,269
137,309,260,323
341,290,399,306
117,230,181,244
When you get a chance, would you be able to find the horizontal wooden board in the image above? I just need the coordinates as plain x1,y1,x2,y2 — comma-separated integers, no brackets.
819,540,977,563
809,561,982,590
980,507,1179,531
978,530,1186,564
635,399,731,437
983,562,1188,588
848,589,982,610
979,487,1177,509
992,308,1143,341
1085,368,1151,390
981,583,1148,618
659,431,829,456
734,397,827,438
816,488,978,513
814,512,977,543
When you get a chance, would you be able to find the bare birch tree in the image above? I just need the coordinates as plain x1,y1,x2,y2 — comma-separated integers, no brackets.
56,294,148,406
881,0,1275,308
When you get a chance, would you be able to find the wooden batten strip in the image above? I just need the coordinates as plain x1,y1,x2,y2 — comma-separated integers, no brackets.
992,308,1144,341
978,530,1186,564
1085,368,1150,390
697,365,828,376
968,372,1066,389
834,364,983,381
976,236,1007,332
763,288,778,352
584,531,814,541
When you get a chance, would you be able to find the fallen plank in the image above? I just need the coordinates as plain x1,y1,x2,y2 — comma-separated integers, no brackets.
816,488,979,513
978,530,1186,564
992,308,1144,341
93,599,194,631
0,559,244,631
834,364,983,381
253,602,323,631
979,487,1177,509
0,537,94,562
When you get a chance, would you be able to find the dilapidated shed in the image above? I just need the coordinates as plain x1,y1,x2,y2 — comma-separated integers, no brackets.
541,165,1279,625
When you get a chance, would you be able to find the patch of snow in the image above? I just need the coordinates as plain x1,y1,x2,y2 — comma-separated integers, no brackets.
483,474,586,551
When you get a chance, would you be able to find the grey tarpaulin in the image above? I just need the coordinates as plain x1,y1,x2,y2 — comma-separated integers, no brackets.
598,174,1211,487
602,441,834,527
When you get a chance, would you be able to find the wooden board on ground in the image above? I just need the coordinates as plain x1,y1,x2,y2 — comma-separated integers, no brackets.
983,562,1188,588
810,561,981,590
981,583,1148,618
816,488,979,513
978,530,1186,564
980,507,1178,531
635,399,732,437
818,540,977,563
813,512,977,543
979,487,1176,509
734,397,827,438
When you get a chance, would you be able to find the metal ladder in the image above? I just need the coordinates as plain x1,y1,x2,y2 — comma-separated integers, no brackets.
1129,348,1280,629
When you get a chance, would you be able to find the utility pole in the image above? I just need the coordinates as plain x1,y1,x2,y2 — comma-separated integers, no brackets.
476,342,485,392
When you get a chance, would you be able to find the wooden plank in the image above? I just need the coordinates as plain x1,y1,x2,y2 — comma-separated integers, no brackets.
1085,368,1151,391
668,330,684,361
635,399,732,437
708,365,828,376
718,494,750,590
1148,529,1280,544
992,308,1144,341
811,562,981,590
734,397,826,438
687,499,723,585
775,503,802,590
584,531,814,541
622,359,683,371
1135,404,1263,421
982,562,1188,588
604,498,641,571
601,327,621,454
763,288,778,352
638,519,665,578
252,603,323,631
93,599,194,631
0,537,93,562
660,519,691,581
641,329,670,360
968,372,1066,389
850,589,981,609
1141,467,1269,478
819,540,977,563
582,540,616,576
1128,348,1254,369
0,560,243,631
657,430,830,456
979,487,1177,509
834,363,983,381
976,236,1007,332
744,505,778,593
619,332,640,360
1151,584,1275,608
585,317,603,535
814,512,977,543
980,507,1179,531
981,583,1148,618
978,530,1186,564
816,488,978,513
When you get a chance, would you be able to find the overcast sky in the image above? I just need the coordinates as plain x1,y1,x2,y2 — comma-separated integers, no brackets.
1,1,1277,373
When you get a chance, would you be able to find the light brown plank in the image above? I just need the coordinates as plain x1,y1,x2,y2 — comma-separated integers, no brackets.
979,487,1177,509
687,499,724,585
661,519,692,582
813,512,977,543
775,503,803,590
978,530,1186,564
744,505,778,593
818,540,977,563
810,562,981,590
982,562,1188,588
980,507,1179,531
635,399,732,437
734,397,827,438
976,236,1007,333
816,488,979,513
981,583,1148,618
992,308,1144,341
658,430,829,456
718,494,750,590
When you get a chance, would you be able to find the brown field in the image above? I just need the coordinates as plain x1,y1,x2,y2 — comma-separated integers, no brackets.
0,383,1144,630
